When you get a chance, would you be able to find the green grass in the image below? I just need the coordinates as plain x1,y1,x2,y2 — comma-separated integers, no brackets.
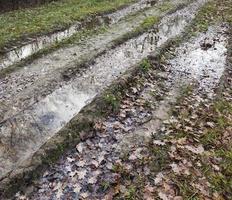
103,93,121,112
158,1,173,12
0,1,178,77
0,0,135,50
190,0,232,35
0,25,107,78
125,186,137,200
201,99,232,197
139,59,152,72
172,175,199,199
139,16,160,31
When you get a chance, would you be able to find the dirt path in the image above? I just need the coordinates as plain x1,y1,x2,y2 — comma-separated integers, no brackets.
0,0,154,70
0,1,208,190
0,0,191,121
15,20,230,200
1,0,232,199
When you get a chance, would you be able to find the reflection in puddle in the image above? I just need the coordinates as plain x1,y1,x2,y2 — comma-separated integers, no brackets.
0,0,153,70
0,0,207,179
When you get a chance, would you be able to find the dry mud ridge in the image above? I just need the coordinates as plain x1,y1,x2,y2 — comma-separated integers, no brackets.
0,0,231,199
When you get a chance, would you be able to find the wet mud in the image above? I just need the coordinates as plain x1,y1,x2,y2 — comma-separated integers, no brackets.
0,0,205,122
0,0,154,70
168,25,229,96
0,0,207,185
18,24,229,200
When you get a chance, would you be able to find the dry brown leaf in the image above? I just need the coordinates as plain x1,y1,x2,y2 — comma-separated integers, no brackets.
185,144,204,154
143,185,155,200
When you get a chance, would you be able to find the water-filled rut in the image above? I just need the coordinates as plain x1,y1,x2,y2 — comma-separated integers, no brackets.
0,0,188,122
0,0,155,70
0,0,206,186
15,24,229,200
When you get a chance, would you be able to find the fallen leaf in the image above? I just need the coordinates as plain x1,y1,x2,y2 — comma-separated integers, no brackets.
185,144,204,154
76,143,84,153
67,157,75,163
206,122,215,128
76,160,86,167
174,196,183,200
154,172,164,185
80,192,89,198
73,183,82,193
170,163,181,174
77,169,87,179
144,185,155,200
88,177,98,184
158,191,169,200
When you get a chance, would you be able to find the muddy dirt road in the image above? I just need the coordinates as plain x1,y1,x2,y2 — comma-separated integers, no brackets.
0,0,200,184
0,0,231,199
19,24,229,200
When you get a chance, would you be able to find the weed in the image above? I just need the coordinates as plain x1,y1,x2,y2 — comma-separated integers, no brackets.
125,186,136,200
139,59,151,72
158,2,173,12
200,130,220,149
103,93,120,112
139,16,160,31
173,175,199,199
99,181,111,192
149,145,170,173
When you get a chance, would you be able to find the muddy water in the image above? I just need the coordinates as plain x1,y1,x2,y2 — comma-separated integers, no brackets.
168,25,228,95
0,0,153,70
21,25,229,200
0,0,205,121
0,0,188,121
0,0,206,182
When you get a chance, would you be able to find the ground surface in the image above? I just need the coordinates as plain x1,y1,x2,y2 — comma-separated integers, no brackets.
0,0,231,199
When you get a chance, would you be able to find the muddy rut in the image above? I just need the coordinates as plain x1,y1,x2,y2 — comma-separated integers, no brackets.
0,0,155,70
15,23,229,199
0,0,189,121
1,0,229,198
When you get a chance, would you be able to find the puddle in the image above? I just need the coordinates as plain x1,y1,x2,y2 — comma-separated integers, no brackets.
168,25,228,95
0,0,191,122
0,0,153,70
0,0,206,181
